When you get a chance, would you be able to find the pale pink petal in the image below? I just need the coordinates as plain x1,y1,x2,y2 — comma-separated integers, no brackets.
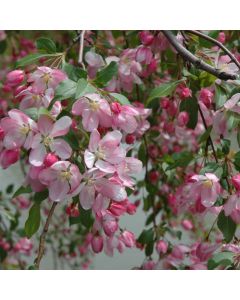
51,116,72,137
84,150,96,169
99,130,122,148
49,180,69,202
72,98,89,116
82,109,99,132
51,139,72,159
29,144,46,166
80,184,95,210
37,115,54,135
95,160,116,173
95,178,127,201
89,129,100,152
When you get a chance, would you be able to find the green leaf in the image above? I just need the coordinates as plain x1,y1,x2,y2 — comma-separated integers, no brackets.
24,203,41,238
23,107,50,120
33,190,49,203
110,93,131,105
0,247,7,262
6,184,14,194
94,61,118,87
0,40,7,54
36,37,56,53
62,63,87,81
217,211,236,243
179,97,198,129
138,142,147,166
234,151,240,171
75,78,97,99
16,53,58,67
221,139,231,155
167,151,193,170
54,79,77,101
208,251,234,270
137,228,154,245
215,84,228,109
145,240,154,256
147,80,183,106
13,186,32,197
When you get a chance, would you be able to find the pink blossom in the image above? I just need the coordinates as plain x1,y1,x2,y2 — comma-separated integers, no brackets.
111,102,139,133
12,195,30,210
224,193,240,216
116,157,142,187
18,87,54,110
177,111,189,126
181,219,193,230
84,129,125,173
136,46,153,65
199,88,214,108
232,174,240,191
29,115,72,166
72,93,112,132
190,173,221,207
28,67,67,93
39,161,82,202
139,31,154,46
85,51,105,78
1,109,37,150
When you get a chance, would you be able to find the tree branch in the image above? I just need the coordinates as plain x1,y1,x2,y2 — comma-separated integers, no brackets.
34,202,57,269
161,30,238,81
185,30,240,71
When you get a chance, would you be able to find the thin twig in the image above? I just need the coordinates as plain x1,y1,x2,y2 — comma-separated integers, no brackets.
185,30,240,71
34,202,58,269
161,30,238,81
78,30,86,70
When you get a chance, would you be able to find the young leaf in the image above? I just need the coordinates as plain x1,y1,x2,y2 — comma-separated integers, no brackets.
62,63,87,81
54,79,77,101
24,203,41,238
208,251,234,270
13,186,32,197
110,93,131,105
75,78,96,99
147,80,183,106
94,61,118,87
217,211,236,243
16,53,58,67
137,228,154,245
36,37,56,53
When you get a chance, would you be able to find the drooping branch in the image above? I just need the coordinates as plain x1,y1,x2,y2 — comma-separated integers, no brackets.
34,202,58,269
161,30,238,81
185,30,240,71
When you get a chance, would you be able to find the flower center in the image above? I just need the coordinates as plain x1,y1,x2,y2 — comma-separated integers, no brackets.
203,180,213,188
42,73,51,84
89,101,100,111
60,170,71,181
20,125,30,135
43,136,53,147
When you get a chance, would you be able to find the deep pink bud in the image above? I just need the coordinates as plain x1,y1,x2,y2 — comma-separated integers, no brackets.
160,97,171,109
111,102,122,114
108,201,126,216
156,240,168,254
43,153,59,167
181,219,193,230
126,203,137,215
0,149,20,169
218,32,226,44
148,170,159,184
120,230,135,248
6,70,25,87
180,87,192,99
125,134,136,144
136,46,153,65
91,235,104,253
177,111,189,126
103,220,118,236
0,126,4,140
232,174,240,191
199,88,213,108
139,31,154,46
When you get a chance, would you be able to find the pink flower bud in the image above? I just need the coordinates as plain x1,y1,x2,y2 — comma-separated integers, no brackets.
6,70,25,87
148,144,159,159
0,149,20,169
148,170,159,184
13,196,30,210
108,201,126,216
126,203,137,215
0,126,4,140
111,102,122,114
142,260,156,270
91,235,104,253
181,219,193,230
103,220,118,236
218,32,226,44
232,174,240,191
179,87,192,99
125,134,136,144
199,88,213,108
160,97,171,109
139,31,154,46
136,46,153,65
120,230,135,248
177,111,189,126
43,153,58,167
156,240,168,254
